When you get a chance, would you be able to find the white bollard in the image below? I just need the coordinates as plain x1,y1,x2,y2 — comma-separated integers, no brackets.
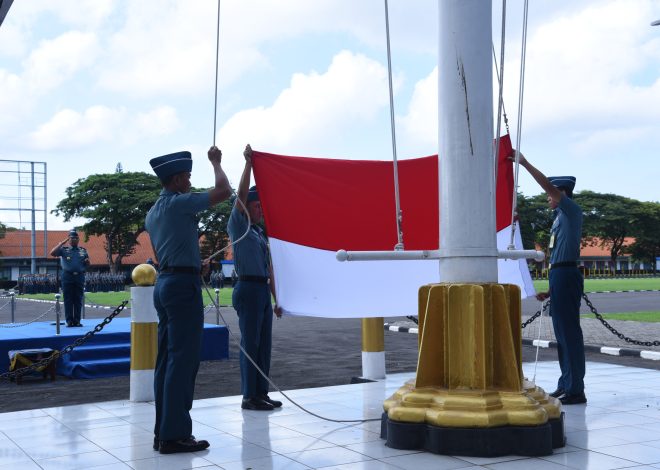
130,286,158,402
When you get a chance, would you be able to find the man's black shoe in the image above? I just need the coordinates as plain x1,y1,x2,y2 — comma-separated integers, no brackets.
549,389,565,398
73,322,83,327
159,437,209,454
260,394,282,408
559,392,587,405
241,397,274,411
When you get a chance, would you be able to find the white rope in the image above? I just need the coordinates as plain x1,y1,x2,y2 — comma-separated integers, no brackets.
383,0,404,251
493,0,508,227
202,0,377,424
509,0,530,250
212,0,221,146
532,299,548,383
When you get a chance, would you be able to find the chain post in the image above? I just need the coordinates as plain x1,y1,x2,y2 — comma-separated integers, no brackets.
82,288,86,319
55,293,61,335
215,288,220,325
10,292,15,324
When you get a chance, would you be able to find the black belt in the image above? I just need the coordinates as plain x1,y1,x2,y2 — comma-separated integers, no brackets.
160,266,200,274
550,261,578,269
64,271,84,275
239,275,269,284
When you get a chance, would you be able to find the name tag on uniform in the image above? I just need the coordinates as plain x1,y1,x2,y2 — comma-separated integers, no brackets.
549,233,555,249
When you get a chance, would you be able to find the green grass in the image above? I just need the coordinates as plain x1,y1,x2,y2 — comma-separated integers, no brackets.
533,277,660,293
581,311,660,322
18,287,235,307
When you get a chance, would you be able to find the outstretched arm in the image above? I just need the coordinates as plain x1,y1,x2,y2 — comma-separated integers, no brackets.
511,151,563,204
207,145,232,206
236,144,253,214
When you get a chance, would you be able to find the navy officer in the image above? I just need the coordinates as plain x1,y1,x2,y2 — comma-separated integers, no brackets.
146,146,231,454
229,144,283,411
50,229,90,327
514,152,586,405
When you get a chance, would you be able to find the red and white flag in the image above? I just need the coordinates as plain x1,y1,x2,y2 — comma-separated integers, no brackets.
252,135,534,318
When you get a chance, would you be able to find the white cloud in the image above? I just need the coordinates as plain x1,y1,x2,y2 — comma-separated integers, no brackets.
135,106,180,136
399,66,437,154
28,105,180,151
216,50,390,180
24,31,99,92
507,0,660,131
96,0,437,97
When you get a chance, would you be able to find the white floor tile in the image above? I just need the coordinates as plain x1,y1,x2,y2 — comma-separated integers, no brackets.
125,453,214,470
1,363,660,470
542,449,642,469
36,450,122,470
595,443,660,465
284,446,371,468
380,451,476,469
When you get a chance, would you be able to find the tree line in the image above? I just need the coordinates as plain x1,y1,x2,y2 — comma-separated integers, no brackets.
50,172,660,274
52,172,232,273
517,191,660,273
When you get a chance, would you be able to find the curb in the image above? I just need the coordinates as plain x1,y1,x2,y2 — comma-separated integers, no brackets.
384,323,660,361
587,290,660,294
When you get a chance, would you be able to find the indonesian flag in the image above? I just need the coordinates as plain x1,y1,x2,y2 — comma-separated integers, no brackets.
252,135,534,318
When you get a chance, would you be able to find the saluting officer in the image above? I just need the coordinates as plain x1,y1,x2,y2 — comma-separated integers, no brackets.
146,146,231,454
50,229,90,327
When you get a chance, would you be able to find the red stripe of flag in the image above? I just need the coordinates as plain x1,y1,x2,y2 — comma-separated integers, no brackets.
252,134,513,252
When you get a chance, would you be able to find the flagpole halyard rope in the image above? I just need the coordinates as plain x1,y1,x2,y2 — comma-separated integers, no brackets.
384,0,404,250
493,0,508,226
510,0,530,250
212,0,221,147
202,0,377,424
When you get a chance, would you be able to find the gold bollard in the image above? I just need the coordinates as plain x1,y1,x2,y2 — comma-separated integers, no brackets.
129,264,158,402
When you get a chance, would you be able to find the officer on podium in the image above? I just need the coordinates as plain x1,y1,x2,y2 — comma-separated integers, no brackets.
50,229,90,327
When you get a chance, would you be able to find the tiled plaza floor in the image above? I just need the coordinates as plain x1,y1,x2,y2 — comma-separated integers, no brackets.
1,361,660,469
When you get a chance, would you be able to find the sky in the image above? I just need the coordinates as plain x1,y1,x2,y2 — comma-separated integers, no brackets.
1,0,660,231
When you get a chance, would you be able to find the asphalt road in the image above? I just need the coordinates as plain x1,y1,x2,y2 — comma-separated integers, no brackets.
521,291,660,315
0,299,659,413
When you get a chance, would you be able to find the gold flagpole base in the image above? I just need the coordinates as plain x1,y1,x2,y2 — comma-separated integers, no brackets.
381,283,565,456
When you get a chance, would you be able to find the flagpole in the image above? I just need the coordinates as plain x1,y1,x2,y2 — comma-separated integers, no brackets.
437,1,496,281
379,0,564,457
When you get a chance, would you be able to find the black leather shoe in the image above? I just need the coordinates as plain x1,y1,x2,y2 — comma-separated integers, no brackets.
260,394,282,408
73,323,83,327
549,389,565,398
159,437,209,454
559,392,587,405
241,397,274,411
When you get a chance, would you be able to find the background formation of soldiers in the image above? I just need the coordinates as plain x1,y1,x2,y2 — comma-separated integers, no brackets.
17,272,127,294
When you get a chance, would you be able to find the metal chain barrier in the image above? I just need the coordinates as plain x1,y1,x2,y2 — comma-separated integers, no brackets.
583,293,660,347
521,300,549,329
0,301,128,381
406,315,418,325
0,305,55,328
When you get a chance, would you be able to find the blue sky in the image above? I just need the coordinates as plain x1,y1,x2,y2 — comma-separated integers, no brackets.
1,0,660,230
